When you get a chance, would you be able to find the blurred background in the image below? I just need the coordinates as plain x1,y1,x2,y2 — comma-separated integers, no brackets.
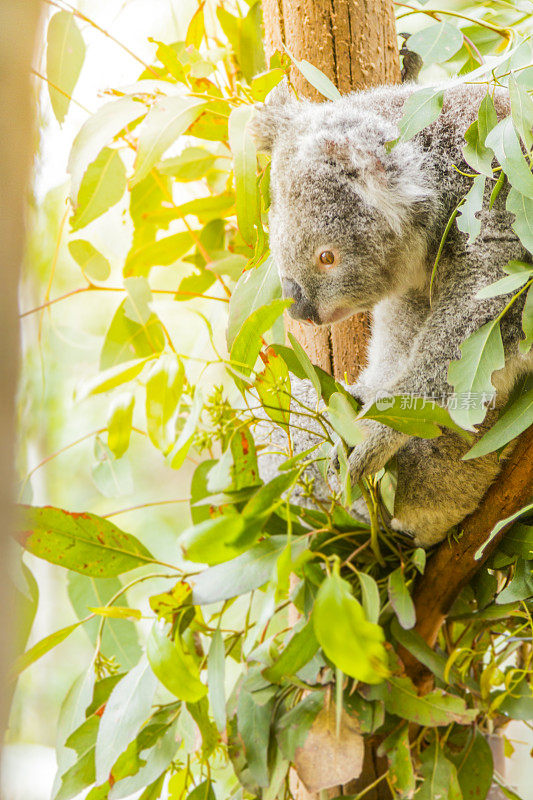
5,1,533,798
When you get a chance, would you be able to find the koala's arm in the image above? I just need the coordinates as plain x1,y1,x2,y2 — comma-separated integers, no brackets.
346,242,525,484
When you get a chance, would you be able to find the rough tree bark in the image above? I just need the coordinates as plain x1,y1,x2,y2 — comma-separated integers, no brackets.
0,0,42,736
261,0,400,382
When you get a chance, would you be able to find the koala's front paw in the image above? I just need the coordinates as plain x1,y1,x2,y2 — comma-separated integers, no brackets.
347,444,385,485
347,421,409,486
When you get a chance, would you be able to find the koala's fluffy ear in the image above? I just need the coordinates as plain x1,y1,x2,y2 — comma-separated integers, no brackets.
250,79,297,153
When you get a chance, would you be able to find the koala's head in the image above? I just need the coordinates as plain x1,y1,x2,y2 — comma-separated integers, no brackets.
251,81,434,325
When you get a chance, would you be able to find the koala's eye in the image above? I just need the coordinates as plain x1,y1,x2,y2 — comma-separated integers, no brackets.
319,250,336,266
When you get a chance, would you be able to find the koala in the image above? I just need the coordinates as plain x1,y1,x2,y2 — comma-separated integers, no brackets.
251,81,533,547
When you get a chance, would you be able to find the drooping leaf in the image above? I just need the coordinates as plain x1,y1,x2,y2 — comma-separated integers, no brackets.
255,347,291,434
464,383,533,458
416,739,462,800
364,676,476,726
408,22,463,63
380,725,415,799
95,658,158,784
486,117,533,199
230,299,291,382
12,622,83,677
448,731,494,800
159,147,218,181
124,230,196,277
228,105,258,245
180,514,261,565
327,393,365,447
237,687,273,787
100,299,165,369
146,622,207,703
521,283,533,353
76,357,151,399
447,319,505,429
46,11,86,124
68,97,146,201
457,174,486,243
313,568,388,684
276,692,324,762
131,96,206,186
507,188,533,253
285,48,340,101
475,502,533,560
509,74,533,151
463,120,494,178
227,257,281,348
388,568,416,630
360,395,468,438
70,148,127,231
145,355,185,453
68,240,111,282
263,618,319,683
356,571,381,625
396,88,444,144
207,629,226,732
17,505,156,577
167,389,203,470
107,393,134,459
92,437,133,499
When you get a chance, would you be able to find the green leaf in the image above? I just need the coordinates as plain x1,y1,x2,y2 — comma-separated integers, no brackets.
416,739,462,800
509,74,533,150
499,523,533,559
356,571,380,625
476,271,531,299
255,347,291,434
230,299,291,381
17,504,156,577
448,731,493,800
285,48,340,100
263,618,319,683
496,558,533,603
131,96,206,186
68,240,111,282
313,568,388,684
147,623,207,703
227,257,281,348
287,332,322,398
95,658,158,784
396,88,444,144
191,536,306,604
186,782,216,800
167,389,203,470
11,622,82,676
92,436,133,498
107,393,134,458
56,716,99,800
237,688,273,787
159,147,218,181
76,357,150,399
180,514,262,565
463,121,494,178
498,676,533,722
464,384,533,458
521,283,533,354
70,148,126,231
448,319,505,429
67,573,141,670
408,22,463,63
390,619,469,688
207,629,226,732
380,725,415,799
388,568,416,630
228,105,258,245
276,692,324,761
46,11,86,124
360,395,468,438
364,676,476,726
486,117,533,199
145,355,185,453
100,300,165,369
327,393,365,447
457,175,486,243
507,188,533,253
68,97,146,201
475,502,533,560
478,92,498,143
124,230,196,277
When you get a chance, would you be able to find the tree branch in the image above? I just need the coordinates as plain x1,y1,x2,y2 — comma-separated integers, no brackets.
400,425,533,688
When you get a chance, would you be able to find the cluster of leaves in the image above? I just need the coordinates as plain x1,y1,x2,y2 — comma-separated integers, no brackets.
14,2,533,799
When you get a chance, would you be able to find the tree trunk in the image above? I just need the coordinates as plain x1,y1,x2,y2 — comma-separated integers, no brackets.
0,0,42,735
261,0,401,382
261,2,401,796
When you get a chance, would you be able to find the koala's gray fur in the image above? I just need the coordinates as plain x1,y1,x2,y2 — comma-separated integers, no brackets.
252,81,533,547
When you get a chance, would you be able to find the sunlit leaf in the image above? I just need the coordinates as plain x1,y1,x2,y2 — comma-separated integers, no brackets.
159,147,217,181
388,568,416,630
457,174,485,243
395,88,444,144
207,629,226,732
70,148,126,231
408,22,463,63
68,240,111,282
328,393,365,447
17,504,156,577
107,393,134,458
228,105,258,245
486,117,533,199
227,257,281,348
285,47,340,100
11,622,82,677
147,623,207,702
230,298,291,382
145,355,185,453
46,11,86,124
131,96,206,186
100,299,165,369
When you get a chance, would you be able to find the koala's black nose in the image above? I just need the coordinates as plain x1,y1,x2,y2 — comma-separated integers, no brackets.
281,278,321,324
